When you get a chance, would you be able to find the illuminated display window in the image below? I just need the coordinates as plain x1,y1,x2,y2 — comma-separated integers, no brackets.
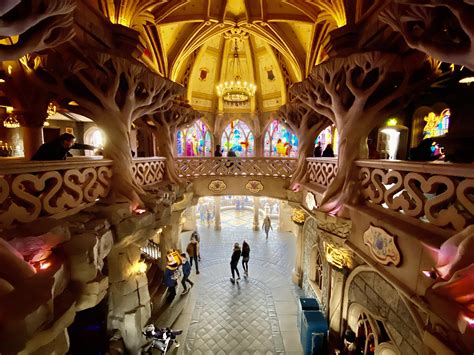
221,119,254,156
176,119,212,157
423,108,450,139
264,119,298,157
314,125,339,156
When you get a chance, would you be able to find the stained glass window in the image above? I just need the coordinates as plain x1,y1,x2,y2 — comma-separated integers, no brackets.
221,119,254,156
176,119,212,157
263,119,298,157
423,108,450,139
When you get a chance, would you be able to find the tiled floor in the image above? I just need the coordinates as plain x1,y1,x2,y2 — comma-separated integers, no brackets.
173,209,304,355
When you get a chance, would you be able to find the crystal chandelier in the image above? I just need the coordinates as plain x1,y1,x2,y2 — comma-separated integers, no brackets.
3,113,20,128
216,38,256,106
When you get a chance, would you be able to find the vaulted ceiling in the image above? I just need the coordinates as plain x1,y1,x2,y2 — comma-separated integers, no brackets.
96,0,374,113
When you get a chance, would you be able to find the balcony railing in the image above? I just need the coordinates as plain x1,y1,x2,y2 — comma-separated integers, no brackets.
0,158,113,228
357,160,474,232
175,157,297,178
306,157,339,187
132,157,166,186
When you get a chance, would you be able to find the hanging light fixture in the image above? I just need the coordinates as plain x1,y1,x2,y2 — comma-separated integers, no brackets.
3,107,20,128
216,38,256,106
47,102,57,118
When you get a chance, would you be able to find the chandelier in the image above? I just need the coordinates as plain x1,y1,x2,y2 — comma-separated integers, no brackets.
216,38,256,106
3,113,20,128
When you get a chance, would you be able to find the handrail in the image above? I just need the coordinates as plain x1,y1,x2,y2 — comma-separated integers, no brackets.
306,158,339,187
132,157,166,186
175,157,297,178
0,159,113,229
356,159,474,232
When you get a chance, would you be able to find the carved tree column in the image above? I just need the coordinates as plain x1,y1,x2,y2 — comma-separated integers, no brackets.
21,125,44,159
214,196,221,231
253,196,260,231
291,51,439,214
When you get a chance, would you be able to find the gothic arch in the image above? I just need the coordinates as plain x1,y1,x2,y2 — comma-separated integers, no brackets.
343,266,424,354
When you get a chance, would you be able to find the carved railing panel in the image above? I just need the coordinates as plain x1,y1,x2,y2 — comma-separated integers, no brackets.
132,157,166,186
306,158,339,187
357,160,474,232
175,157,297,178
0,159,113,229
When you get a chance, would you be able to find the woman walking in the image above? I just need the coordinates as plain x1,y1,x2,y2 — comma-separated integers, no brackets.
241,240,250,277
262,216,273,240
230,243,241,283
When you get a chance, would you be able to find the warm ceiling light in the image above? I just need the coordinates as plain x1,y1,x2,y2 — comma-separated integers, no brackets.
3,113,20,128
216,38,256,106
68,101,79,106
0,79,5,83
459,76,474,84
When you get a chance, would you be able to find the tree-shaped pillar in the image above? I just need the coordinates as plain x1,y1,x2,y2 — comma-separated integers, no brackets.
279,102,330,186
380,0,474,70
0,0,76,61
291,51,439,214
22,52,184,208
142,99,200,184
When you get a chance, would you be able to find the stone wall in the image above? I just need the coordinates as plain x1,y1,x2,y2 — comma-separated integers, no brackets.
348,271,423,354
302,217,330,316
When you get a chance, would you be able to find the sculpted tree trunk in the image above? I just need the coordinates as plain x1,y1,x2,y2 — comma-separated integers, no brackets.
0,0,75,60
143,99,200,184
380,0,474,70
22,51,183,208
291,51,439,214
279,102,330,185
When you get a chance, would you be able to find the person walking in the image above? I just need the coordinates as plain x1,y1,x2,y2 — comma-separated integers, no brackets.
164,261,179,302
241,240,250,277
262,216,273,240
230,243,241,283
186,235,200,274
191,231,201,261
180,253,194,295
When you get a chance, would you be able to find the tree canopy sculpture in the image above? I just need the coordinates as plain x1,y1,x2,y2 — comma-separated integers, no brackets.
279,101,330,185
142,99,200,184
0,0,75,61
291,51,439,214
21,51,184,208
380,0,474,70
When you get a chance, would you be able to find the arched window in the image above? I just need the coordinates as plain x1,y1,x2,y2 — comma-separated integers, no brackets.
423,108,450,139
315,125,339,156
263,119,298,157
221,119,254,156
176,119,212,157
83,127,105,156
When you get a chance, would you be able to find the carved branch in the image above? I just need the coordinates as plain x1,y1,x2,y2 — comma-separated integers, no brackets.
0,0,75,61
380,0,474,70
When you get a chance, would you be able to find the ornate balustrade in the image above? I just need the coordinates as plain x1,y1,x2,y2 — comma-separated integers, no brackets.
175,157,297,178
357,160,474,232
306,158,339,187
132,157,166,186
0,159,113,229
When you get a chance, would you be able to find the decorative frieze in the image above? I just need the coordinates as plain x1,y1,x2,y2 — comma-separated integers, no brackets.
363,225,401,266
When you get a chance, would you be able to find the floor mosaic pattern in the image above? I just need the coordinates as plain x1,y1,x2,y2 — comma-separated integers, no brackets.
174,208,304,355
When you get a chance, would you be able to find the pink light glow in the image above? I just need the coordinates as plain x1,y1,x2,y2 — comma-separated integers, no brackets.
422,270,437,279
134,208,147,215
463,314,474,327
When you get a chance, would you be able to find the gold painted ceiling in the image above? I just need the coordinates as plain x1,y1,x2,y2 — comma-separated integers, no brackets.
97,0,373,113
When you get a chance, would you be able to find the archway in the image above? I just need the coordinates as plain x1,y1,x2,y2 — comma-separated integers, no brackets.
221,119,254,156
263,119,298,157
83,126,105,156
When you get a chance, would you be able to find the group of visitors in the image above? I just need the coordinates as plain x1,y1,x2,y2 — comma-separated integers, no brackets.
313,142,335,157
229,240,250,283
163,232,201,301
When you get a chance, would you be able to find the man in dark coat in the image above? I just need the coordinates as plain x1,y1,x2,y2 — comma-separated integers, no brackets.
31,133,96,160
230,243,241,283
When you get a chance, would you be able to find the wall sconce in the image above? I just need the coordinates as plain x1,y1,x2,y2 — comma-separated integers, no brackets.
132,261,147,274
324,241,353,269
3,113,20,128
291,209,306,225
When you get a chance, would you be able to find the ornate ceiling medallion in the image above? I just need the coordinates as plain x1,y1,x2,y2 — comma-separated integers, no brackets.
363,225,401,266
